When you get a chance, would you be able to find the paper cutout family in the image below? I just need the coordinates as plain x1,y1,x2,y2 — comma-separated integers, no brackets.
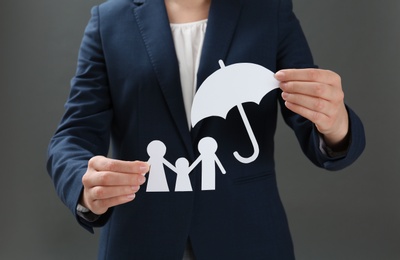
146,60,279,192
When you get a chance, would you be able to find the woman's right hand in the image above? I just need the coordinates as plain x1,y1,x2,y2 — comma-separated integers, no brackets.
80,156,149,215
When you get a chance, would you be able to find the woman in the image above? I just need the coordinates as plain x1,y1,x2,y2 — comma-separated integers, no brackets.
47,0,365,259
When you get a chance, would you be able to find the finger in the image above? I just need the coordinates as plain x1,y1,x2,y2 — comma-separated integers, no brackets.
280,81,335,101
89,185,140,201
281,91,332,117
83,170,147,187
283,99,329,126
89,193,137,215
89,156,150,174
275,68,340,86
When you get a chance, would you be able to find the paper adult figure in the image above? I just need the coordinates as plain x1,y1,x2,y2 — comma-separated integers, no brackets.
191,60,279,164
146,140,176,192
193,137,226,191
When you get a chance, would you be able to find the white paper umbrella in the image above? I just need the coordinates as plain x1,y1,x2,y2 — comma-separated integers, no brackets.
191,60,279,164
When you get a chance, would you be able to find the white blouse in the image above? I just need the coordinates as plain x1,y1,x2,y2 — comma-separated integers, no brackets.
170,19,207,129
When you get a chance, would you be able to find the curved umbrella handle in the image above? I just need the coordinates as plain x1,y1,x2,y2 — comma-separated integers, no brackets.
233,104,260,164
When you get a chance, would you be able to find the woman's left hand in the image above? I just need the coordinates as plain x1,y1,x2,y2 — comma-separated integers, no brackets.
275,68,349,148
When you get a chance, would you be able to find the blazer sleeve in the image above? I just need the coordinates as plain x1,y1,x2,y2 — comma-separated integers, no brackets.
47,6,113,232
276,0,366,170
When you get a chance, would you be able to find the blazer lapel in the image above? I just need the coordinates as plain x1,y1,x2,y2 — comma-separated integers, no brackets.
192,0,243,139
133,0,194,159
197,0,243,86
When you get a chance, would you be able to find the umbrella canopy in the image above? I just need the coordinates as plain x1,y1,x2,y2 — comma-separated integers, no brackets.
191,60,279,163
191,61,279,126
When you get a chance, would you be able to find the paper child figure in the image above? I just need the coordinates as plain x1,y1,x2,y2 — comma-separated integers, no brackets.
146,140,176,192
174,157,195,192
194,137,226,191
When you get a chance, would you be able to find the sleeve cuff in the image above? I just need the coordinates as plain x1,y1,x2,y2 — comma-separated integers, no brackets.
318,134,350,158
76,203,101,222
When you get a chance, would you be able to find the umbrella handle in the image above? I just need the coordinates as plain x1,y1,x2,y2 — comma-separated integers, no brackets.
233,104,260,164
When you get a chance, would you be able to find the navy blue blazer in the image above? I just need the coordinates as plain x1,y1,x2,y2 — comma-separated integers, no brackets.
47,0,365,259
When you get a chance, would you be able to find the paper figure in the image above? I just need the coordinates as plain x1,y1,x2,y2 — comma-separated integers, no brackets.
146,140,175,192
191,60,279,164
174,157,194,192
193,137,226,191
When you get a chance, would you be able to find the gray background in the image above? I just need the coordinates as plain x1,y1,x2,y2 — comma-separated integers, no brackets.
1,0,399,259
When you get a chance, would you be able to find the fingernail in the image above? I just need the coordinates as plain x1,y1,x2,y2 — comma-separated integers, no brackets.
275,71,285,79
139,163,149,173
127,194,135,200
139,175,146,184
